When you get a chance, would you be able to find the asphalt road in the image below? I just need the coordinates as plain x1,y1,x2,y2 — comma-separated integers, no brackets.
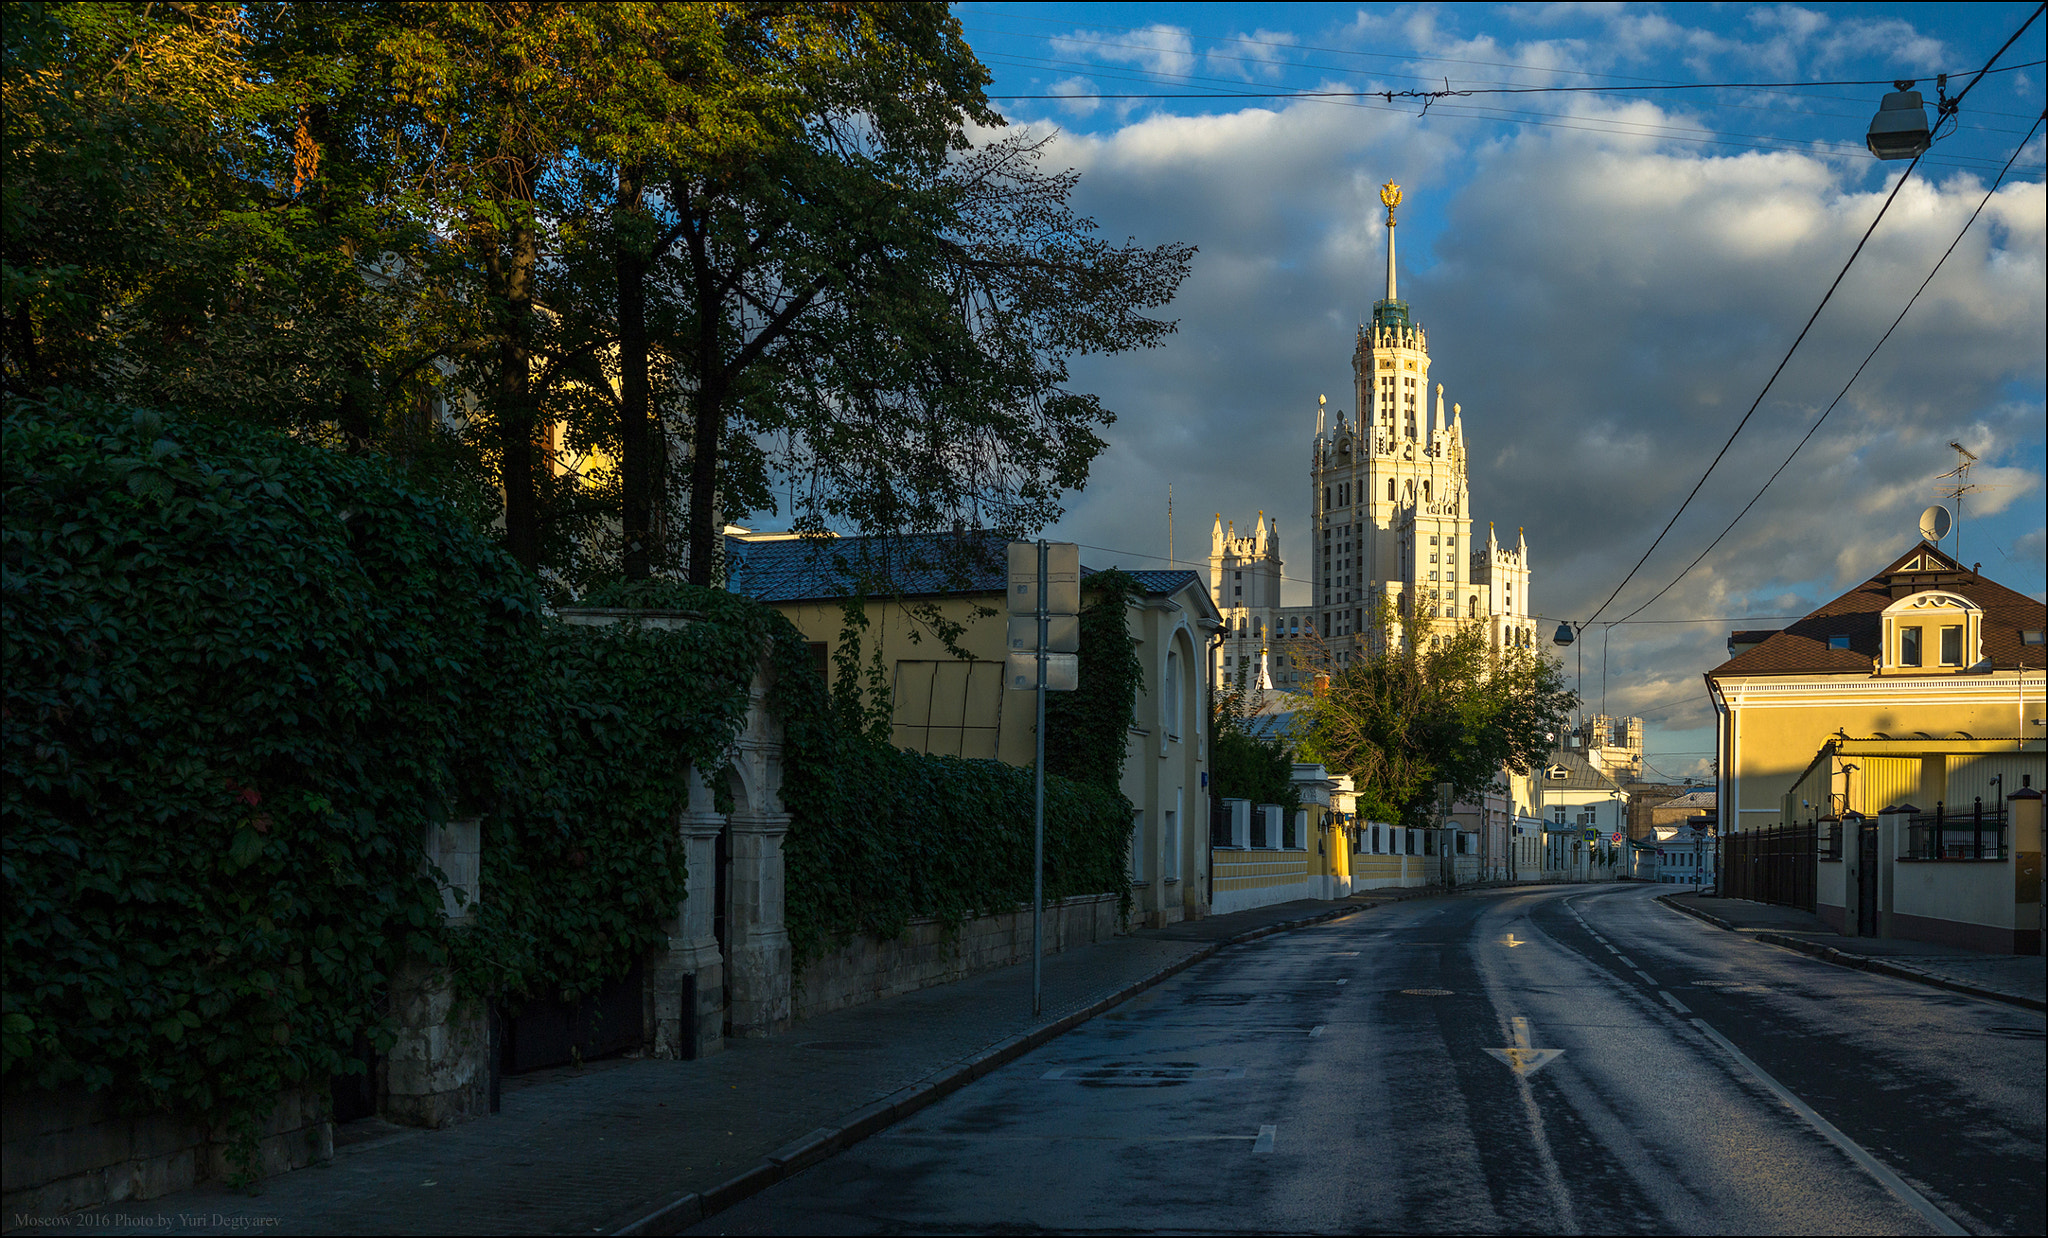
686,883,2047,1236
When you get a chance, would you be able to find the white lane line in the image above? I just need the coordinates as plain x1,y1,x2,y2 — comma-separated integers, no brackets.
1325,951,1360,956
1590,935,1608,944
1252,1124,1277,1153
1335,978,1349,985
1689,1019,1967,1236
1659,990,1691,1014
1615,955,1639,968
1310,1025,1326,1038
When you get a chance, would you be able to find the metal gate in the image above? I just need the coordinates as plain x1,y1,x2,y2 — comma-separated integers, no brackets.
1722,821,1817,912
498,957,645,1075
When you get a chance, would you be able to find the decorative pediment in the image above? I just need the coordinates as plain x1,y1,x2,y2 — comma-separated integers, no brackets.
1883,590,1978,616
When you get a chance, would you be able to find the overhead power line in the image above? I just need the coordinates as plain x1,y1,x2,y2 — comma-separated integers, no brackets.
968,9,2046,118
1582,3,2046,626
987,60,2047,102
1612,107,2048,626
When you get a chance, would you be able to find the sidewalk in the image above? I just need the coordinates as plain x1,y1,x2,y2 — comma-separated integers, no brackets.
1657,892,2047,1011
35,887,1445,1237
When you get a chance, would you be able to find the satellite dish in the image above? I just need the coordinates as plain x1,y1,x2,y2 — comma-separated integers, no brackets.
1918,505,1952,542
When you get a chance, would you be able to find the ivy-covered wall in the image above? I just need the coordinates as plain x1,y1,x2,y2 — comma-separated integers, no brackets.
3,395,1134,1150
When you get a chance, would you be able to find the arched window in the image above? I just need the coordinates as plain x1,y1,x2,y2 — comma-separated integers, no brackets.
1387,479,1395,502
1164,649,1182,739
1423,481,1431,502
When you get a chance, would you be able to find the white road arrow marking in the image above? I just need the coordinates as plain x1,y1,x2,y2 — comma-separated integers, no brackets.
1252,1124,1276,1153
1485,1016,1564,1077
1501,934,1526,947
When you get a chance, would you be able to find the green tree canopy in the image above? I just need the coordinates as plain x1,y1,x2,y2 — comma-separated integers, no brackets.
1297,605,1575,827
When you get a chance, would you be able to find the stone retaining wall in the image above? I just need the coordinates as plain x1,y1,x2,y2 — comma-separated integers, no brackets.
2,1085,330,1221
794,893,1123,1022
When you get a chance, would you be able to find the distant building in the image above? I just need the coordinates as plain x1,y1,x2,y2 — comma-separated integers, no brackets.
726,530,1222,929
1207,185,1538,682
1706,540,2046,834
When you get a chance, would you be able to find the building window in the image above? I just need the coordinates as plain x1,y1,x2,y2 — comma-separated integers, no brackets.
1827,635,1850,649
1939,624,1963,666
1900,625,1922,667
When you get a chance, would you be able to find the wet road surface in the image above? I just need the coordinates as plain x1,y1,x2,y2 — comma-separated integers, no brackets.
686,884,2046,1235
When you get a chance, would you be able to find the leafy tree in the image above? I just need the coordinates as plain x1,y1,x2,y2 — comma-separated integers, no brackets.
1297,601,1575,826
1207,663,1299,820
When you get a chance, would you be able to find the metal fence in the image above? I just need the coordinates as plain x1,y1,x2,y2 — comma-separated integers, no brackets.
1904,799,2010,861
1720,821,1817,911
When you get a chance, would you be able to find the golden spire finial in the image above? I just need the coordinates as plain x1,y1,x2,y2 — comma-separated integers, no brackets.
1379,181,1402,226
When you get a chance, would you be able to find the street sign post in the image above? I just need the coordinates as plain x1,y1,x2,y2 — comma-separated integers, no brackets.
1008,540,1079,1017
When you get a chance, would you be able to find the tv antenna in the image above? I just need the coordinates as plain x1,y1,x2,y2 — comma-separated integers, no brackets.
1935,441,1985,560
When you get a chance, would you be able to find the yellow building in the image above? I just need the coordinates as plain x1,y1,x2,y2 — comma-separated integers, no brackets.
727,530,1221,928
1707,541,2046,835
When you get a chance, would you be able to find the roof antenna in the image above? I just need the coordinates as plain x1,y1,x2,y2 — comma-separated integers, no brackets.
1937,441,1979,560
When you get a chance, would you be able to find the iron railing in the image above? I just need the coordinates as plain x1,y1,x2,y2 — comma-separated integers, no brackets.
1903,799,2009,861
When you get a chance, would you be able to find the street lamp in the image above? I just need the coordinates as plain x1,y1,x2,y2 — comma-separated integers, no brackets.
1866,80,1934,161
1553,620,1584,729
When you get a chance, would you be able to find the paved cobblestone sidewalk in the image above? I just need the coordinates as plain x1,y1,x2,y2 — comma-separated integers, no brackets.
34,889,1446,1237
1658,892,2046,1009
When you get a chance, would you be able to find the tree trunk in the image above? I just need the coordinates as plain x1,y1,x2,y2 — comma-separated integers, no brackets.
685,378,724,587
493,204,542,570
615,165,657,580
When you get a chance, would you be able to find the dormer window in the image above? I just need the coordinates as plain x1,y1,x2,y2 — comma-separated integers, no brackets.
1827,635,1851,650
1881,591,1983,673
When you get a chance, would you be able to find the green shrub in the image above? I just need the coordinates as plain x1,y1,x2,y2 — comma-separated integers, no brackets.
1,391,540,1125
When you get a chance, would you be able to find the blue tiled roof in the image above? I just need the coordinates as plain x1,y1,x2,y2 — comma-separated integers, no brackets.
725,534,1211,605
724,531,1010,603
1124,568,1204,596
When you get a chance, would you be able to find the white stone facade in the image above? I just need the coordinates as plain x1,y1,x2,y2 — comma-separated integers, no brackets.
1301,190,1538,664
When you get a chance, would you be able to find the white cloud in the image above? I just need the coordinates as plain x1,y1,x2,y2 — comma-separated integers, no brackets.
1204,30,1299,82
998,90,2040,737
1049,23,1196,79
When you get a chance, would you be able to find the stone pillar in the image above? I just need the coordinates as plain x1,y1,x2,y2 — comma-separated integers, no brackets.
647,771,726,1059
1876,804,1915,941
2009,786,2042,956
1842,813,1865,937
385,818,490,1127
724,662,792,1038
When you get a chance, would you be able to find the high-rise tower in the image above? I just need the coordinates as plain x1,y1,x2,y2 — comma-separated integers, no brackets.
1301,184,1537,665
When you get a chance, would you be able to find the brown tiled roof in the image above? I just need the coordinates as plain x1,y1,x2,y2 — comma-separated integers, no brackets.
1709,542,2046,678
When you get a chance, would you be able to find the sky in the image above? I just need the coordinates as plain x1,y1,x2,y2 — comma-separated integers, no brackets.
945,1,2048,784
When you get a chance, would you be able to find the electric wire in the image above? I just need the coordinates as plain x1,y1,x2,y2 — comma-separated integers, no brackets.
967,8,2046,117
976,49,2042,173
986,61,2047,101
1610,107,2048,626
1583,2,2044,625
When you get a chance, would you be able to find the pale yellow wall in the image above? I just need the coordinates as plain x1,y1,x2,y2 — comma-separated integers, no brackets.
768,582,1216,925
1717,672,2044,830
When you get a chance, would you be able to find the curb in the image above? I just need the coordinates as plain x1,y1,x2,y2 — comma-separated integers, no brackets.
608,897,1390,1235
1656,895,2045,1013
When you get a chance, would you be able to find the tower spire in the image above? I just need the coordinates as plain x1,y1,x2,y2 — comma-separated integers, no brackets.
1380,181,1402,302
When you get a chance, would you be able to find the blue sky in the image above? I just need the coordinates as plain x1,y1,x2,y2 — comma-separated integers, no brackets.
940,2,2046,782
